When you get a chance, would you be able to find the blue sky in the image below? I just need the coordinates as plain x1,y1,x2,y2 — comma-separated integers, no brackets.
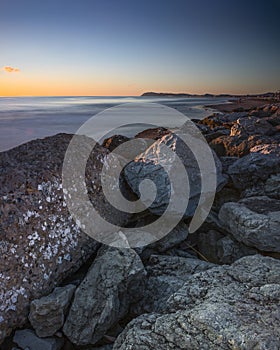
1,0,279,95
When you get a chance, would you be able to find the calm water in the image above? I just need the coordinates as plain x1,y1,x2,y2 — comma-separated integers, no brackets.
0,96,228,152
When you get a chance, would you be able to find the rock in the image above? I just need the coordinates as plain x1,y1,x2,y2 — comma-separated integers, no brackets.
63,246,146,346
146,221,189,253
135,127,170,140
0,133,132,343
204,129,230,142
209,133,276,157
219,196,280,252
264,173,280,198
13,329,63,350
92,346,113,350
113,255,280,350
197,230,225,263
124,132,227,219
198,112,248,130
194,122,211,134
250,103,280,121
230,116,276,137
102,135,130,151
29,284,76,337
197,230,257,264
216,235,257,264
220,156,239,173
241,173,280,200
228,144,280,191
132,255,214,315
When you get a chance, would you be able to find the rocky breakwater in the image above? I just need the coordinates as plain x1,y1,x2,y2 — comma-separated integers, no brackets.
1,102,280,350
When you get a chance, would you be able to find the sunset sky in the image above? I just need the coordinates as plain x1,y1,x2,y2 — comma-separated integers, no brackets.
1,0,279,96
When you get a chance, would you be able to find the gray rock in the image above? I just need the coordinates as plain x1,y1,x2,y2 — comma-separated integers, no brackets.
240,172,280,199
124,132,226,219
113,255,280,350
220,156,239,173
264,173,280,199
132,255,214,315
92,346,113,350
230,116,276,137
204,129,230,142
13,329,63,350
228,144,280,191
29,284,76,337
197,230,224,263
63,246,146,346
147,221,189,253
198,230,257,264
219,196,280,252
216,235,257,264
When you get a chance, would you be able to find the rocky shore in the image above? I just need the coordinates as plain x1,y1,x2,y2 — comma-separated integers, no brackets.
0,101,280,349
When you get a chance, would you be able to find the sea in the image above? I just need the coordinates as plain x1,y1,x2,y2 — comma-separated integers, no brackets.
0,96,229,152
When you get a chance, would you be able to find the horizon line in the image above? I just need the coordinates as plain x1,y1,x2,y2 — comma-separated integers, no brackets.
0,90,279,98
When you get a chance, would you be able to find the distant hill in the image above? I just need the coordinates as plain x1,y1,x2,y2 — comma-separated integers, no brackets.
141,91,278,98
141,92,231,98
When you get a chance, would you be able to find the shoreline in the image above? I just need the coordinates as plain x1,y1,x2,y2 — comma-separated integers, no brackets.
205,97,279,113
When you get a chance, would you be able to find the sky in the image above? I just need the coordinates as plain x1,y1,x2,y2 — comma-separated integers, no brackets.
0,0,279,96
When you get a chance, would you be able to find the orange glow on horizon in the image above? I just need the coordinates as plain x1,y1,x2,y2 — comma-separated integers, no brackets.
0,71,274,97
0,73,144,97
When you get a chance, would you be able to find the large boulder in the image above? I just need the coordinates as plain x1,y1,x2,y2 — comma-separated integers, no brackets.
113,255,280,350
219,196,280,252
0,134,130,343
228,144,280,197
230,116,276,137
63,246,146,346
124,133,227,219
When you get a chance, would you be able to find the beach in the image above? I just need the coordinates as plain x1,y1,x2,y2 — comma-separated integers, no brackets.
207,97,278,113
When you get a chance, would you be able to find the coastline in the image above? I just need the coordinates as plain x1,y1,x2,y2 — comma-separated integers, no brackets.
205,97,278,113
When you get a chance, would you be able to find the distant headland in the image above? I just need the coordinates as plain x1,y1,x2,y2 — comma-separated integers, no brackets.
141,91,280,98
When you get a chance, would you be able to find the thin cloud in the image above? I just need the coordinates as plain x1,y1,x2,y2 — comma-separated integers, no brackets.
2,66,20,73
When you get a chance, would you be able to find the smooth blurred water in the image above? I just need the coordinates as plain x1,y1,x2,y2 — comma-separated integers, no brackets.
0,96,227,151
